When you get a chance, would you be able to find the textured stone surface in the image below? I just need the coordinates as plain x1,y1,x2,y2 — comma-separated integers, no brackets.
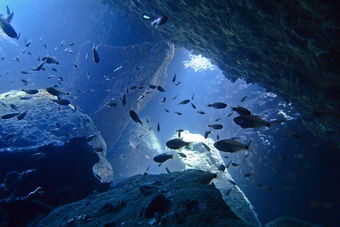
39,169,251,227
105,0,340,141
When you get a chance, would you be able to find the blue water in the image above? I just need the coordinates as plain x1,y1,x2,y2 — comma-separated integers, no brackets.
0,0,338,226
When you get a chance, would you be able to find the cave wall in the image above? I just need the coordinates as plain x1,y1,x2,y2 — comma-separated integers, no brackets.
104,0,339,141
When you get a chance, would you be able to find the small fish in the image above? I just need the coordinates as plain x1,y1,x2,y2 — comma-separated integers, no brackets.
232,106,251,115
215,118,221,122
157,86,165,92
10,104,18,111
191,93,195,100
197,111,205,115
244,172,254,178
122,93,126,105
22,89,38,95
17,111,27,120
217,164,225,172
174,111,182,115
208,124,223,130
113,65,123,72
172,95,178,100
92,45,100,63
204,130,211,139
42,56,59,64
73,64,78,68
151,16,168,29
240,96,248,102
179,99,190,105
175,81,181,86
217,135,220,140
1,113,19,119
32,62,45,71
148,84,157,89
45,87,69,97
191,103,197,109
208,102,227,109
160,97,166,103
164,108,170,113
227,112,233,117
106,99,117,107
129,85,137,90
172,73,176,82
53,98,70,106
166,138,192,150
233,115,285,129
94,147,103,153
157,122,160,132
129,110,143,125
153,153,173,165
177,152,187,158
176,129,184,137
201,142,210,151
21,71,32,75
214,139,252,153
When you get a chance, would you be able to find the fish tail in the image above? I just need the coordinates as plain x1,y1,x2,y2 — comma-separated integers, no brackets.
185,142,194,150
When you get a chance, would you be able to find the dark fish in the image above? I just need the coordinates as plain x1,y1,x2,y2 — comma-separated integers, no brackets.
233,115,285,129
92,45,100,63
217,164,225,172
227,112,233,117
204,130,211,139
73,64,78,68
153,153,172,165
191,93,195,100
1,113,19,119
32,62,45,71
172,73,176,82
179,99,190,105
42,56,59,64
175,81,181,86
215,118,221,122
25,39,32,47
244,172,254,178
174,111,182,115
197,111,205,115
157,86,165,92
208,102,227,109
122,93,126,105
201,142,210,151
106,100,117,107
217,135,220,140
240,96,247,102
232,106,251,115
0,7,18,38
129,110,143,125
176,129,184,137
164,108,170,113
21,71,32,75
86,134,97,142
160,97,166,103
129,85,137,90
191,103,196,109
157,122,160,132
166,138,192,150
52,68,58,72
151,16,168,29
177,152,187,158
165,167,171,173
148,84,157,89
22,89,38,95
10,104,18,111
17,111,27,120
214,139,251,153
172,95,178,100
208,124,223,130
94,147,103,153
45,87,69,97
53,98,70,105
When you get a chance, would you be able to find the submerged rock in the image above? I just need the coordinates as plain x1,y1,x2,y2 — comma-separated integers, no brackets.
106,0,340,144
39,169,251,226
0,90,112,226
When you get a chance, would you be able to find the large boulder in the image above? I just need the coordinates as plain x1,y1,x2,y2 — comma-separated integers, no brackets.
0,90,112,226
106,0,340,143
39,169,251,227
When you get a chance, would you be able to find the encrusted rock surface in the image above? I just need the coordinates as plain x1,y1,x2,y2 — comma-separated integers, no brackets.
0,90,112,226
105,0,340,141
39,169,251,227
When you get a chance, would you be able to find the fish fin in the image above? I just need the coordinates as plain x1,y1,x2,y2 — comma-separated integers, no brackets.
6,12,13,23
185,142,194,150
